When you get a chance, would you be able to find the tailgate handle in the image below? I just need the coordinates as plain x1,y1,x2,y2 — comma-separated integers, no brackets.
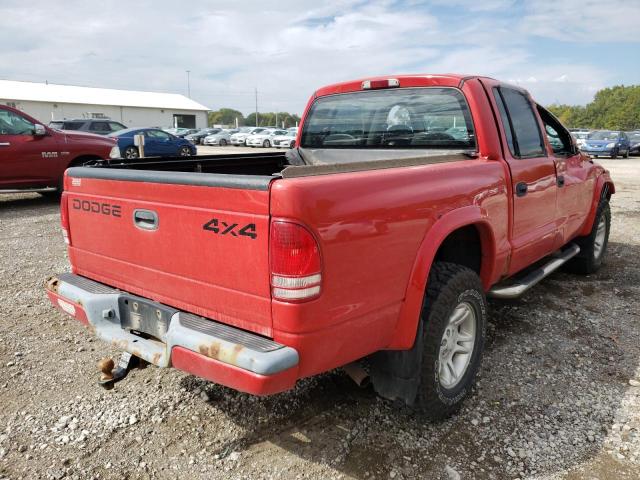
133,209,159,230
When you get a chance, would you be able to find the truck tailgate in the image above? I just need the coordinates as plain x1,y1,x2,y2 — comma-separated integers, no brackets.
63,168,274,336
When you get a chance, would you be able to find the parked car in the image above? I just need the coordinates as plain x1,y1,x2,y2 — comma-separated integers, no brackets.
582,130,631,158
108,128,197,159
571,131,590,149
272,131,296,148
203,129,239,146
230,127,265,146
174,128,199,138
46,74,614,419
246,128,289,147
627,131,640,156
0,105,118,194
49,118,127,135
185,128,222,145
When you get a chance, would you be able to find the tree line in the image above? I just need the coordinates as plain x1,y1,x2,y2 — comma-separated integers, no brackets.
208,108,301,129
547,84,640,131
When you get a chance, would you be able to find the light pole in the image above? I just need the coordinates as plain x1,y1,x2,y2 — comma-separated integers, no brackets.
186,70,191,98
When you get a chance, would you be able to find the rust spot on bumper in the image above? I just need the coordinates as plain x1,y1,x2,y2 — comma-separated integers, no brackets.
197,341,244,366
45,276,60,293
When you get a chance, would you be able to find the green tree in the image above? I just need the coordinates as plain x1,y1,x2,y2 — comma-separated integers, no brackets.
208,108,245,127
547,84,640,130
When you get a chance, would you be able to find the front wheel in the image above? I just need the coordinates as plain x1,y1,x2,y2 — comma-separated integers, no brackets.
566,200,611,274
262,140,271,148
611,148,618,159
123,146,139,159
219,139,227,146
179,146,192,157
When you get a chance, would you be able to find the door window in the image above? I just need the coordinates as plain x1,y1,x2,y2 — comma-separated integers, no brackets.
89,122,111,133
494,87,545,158
109,122,125,132
0,109,35,135
536,105,573,155
146,129,172,140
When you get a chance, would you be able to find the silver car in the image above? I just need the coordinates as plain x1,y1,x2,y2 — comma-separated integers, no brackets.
203,129,239,146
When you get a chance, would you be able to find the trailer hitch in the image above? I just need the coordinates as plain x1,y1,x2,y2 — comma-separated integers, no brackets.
97,352,140,390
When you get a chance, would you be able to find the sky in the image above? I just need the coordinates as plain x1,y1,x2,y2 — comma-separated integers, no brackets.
1,0,639,115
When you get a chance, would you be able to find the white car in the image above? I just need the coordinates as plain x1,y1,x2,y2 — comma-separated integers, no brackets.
572,131,591,149
246,128,289,148
272,132,297,148
230,127,266,146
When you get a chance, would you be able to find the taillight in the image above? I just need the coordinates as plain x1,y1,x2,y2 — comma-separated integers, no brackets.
60,193,71,245
270,221,322,301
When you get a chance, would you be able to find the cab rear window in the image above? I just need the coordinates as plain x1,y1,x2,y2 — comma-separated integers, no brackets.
300,87,475,150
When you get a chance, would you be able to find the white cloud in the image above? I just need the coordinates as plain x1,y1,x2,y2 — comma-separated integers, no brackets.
0,0,635,115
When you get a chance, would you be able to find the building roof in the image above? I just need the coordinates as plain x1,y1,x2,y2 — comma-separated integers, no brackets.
0,80,209,111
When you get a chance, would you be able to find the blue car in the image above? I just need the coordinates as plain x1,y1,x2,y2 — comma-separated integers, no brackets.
582,130,631,159
109,128,197,159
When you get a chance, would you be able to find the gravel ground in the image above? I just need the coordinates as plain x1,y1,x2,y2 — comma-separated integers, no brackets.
0,159,638,480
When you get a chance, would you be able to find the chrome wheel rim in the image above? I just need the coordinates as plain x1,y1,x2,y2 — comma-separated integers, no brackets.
180,147,190,156
594,215,607,259
438,302,477,389
125,149,138,159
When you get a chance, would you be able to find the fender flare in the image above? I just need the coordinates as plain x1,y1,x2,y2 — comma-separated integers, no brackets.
578,172,615,237
387,205,497,350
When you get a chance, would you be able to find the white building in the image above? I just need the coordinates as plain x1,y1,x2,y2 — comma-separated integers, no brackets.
0,80,209,129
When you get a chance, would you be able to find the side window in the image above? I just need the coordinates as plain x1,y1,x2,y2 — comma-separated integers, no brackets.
90,122,110,133
495,87,545,158
493,89,515,156
0,109,35,135
537,105,573,155
109,122,125,132
146,129,171,140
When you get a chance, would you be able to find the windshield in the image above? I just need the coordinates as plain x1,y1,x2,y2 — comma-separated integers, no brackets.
589,131,619,141
574,132,589,139
300,87,475,149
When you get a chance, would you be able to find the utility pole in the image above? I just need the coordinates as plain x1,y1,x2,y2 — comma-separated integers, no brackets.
186,70,191,98
255,87,258,127
275,111,278,128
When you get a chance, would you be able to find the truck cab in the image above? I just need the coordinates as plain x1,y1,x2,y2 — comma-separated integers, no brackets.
0,105,118,194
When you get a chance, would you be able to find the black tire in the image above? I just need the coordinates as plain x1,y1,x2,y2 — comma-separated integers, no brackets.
623,148,629,159
611,148,618,159
219,139,227,146
566,200,611,274
263,140,271,148
179,146,192,157
123,146,139,159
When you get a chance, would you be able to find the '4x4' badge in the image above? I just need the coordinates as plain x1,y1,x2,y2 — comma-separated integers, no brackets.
202,218,257,239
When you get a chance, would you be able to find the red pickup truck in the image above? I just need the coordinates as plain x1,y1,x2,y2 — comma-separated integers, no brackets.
45,74,614,419
0,105,118,195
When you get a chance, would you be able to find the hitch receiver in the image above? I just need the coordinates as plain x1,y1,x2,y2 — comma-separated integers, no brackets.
97,352,139,389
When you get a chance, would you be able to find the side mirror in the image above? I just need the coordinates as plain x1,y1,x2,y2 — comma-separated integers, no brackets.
34,124,47,136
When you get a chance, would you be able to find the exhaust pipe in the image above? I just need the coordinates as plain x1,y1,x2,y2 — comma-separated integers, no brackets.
343,362,370,388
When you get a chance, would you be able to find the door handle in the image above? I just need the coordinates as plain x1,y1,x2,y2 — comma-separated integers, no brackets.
0,142,10,146
133,209,159,230
557,175,565,187
515,182,528,197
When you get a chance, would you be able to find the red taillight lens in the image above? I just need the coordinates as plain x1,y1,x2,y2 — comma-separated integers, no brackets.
60,193,71,245
270,221,321,301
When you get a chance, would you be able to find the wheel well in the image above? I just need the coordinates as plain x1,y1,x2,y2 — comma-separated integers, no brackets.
434,225,482,275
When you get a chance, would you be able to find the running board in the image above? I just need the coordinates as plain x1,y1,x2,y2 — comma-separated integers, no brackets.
0,187,57,194
488,244,580,299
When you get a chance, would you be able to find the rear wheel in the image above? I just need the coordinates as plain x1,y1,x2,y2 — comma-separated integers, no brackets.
123,146,139,159
219,139,227,146
263,140,271,148
179,146,192,157
566,200,610,274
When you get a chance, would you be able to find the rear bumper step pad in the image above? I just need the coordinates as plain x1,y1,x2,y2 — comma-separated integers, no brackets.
46,273,299,393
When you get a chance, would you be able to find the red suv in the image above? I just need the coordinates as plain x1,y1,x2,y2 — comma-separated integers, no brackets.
0,105,118,195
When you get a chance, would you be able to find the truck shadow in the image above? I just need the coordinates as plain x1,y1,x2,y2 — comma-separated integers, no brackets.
0,193,60,219
178,242,640,479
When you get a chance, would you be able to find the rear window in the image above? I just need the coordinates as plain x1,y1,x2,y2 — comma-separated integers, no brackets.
300,87,475,150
